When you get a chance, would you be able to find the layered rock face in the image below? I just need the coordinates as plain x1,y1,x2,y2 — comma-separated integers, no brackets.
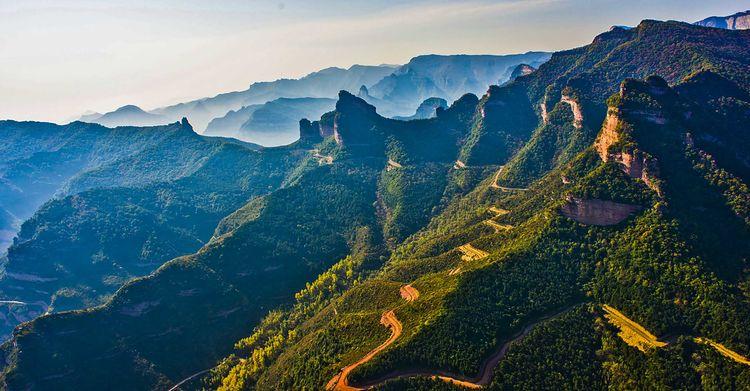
560,196,641,225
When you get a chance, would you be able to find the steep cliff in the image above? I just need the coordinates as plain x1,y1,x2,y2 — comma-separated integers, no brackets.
559,196,641,225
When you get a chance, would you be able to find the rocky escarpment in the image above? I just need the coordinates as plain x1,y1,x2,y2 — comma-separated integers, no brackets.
593,79,666,195
560,196,641,225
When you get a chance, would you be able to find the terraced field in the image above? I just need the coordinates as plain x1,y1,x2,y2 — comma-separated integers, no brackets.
604,305,750,368
457,244,489,261
488,207,509,216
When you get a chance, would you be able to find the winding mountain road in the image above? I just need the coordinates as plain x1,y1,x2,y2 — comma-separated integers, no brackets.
351,305,578,389
326,311,404,391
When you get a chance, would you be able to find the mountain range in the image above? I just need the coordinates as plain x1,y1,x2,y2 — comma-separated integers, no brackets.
79,53,550,146
1,17,749,390
1,11,750,391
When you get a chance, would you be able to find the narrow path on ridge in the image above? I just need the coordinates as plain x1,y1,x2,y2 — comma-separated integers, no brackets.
489,166,528,192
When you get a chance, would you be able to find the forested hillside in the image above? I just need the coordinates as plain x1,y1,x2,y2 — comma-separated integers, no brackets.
1,19,749,391
202,20,750,391
0,119,284,340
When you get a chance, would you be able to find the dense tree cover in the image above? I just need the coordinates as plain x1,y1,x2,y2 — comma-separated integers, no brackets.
498,98,591,186
0,142,305,338
378,163,450,246
487,305,605,390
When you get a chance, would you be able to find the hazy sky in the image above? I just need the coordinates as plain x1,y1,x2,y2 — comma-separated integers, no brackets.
1,0,748,122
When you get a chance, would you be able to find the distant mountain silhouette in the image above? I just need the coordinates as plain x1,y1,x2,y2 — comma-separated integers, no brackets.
392,97,448,120
695,10,750,29
204,97,336,146
364,52,551,117
85,105,169,127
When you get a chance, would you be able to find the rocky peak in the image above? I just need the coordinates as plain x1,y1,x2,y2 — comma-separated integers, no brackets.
413,97,448,119
335,90,377,116
509,63,536,81
358,85,370,98
440,93,479,120
299,118,323,144
333,90,380,148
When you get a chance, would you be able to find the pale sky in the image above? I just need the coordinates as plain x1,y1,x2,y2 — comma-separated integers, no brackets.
1,0,748,123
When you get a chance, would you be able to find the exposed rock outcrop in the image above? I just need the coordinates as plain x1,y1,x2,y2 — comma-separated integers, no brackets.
560,93,583,129
332,91,379,147
540,101,549,125
560,196,641,226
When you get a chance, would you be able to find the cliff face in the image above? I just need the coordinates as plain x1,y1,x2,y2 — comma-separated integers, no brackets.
560,196,641,225
594,80,665,195
332,91,380,147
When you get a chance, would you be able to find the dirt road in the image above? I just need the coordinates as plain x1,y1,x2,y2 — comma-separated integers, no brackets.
489,167,528,192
